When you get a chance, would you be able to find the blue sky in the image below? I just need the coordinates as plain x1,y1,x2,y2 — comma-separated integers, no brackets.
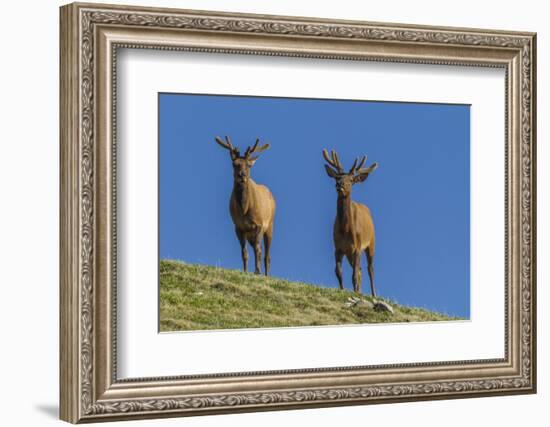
159,93,470,318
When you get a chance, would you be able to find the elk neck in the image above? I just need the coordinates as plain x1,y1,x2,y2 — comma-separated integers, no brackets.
233,179,252,214
336,193,353,233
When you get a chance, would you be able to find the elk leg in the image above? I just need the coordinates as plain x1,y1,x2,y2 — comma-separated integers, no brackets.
366,248,376,297
252,233,263,275
235,228,248,272
263,227,272,276
335,250,344,290
352,252,362,294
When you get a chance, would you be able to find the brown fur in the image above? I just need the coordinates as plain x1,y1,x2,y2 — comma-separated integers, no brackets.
215,137,276,275
323,149,378,295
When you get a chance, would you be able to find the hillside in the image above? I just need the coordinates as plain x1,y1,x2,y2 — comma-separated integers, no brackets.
159,260,461,332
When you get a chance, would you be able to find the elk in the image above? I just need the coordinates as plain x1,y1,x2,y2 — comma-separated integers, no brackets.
215,136,276,275
323,149,379,295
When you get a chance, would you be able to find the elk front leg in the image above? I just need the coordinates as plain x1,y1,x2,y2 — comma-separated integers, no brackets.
235,228,248,272
366,247,376,297
352,252,362,293
251,233,263,275
335,250,344,290
263,226,272,276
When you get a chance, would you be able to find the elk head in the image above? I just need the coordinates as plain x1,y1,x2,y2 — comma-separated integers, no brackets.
215,136,271,186
323,149,378,197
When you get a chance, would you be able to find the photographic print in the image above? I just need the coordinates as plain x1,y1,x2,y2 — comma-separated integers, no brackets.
159,93,470,332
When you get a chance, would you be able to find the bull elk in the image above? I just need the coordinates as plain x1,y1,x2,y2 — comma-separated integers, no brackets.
215,136,276,275
323,149,379,295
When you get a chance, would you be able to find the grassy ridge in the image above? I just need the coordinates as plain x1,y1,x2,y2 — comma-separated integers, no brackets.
160,260,461,332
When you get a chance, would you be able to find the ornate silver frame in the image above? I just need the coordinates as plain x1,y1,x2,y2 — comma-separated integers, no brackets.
60,2,536,423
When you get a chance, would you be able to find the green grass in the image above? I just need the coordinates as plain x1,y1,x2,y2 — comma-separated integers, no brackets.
160,259,463,332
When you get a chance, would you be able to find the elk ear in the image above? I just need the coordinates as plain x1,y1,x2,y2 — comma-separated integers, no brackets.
324,164,339,179
353,162,378,184
247,156,258,166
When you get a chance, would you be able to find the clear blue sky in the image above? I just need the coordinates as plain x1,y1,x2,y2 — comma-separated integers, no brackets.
159,93,470,318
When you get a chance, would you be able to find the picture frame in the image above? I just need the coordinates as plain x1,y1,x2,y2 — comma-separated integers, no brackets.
59,2,536,423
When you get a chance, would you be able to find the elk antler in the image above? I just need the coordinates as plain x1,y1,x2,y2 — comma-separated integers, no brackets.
244,138,270,159
349,155,367,174
215,136,240,159
322,149,344,174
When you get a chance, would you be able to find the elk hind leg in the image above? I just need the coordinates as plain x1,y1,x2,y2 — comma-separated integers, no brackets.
365,247,376,297
236,228,248,272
